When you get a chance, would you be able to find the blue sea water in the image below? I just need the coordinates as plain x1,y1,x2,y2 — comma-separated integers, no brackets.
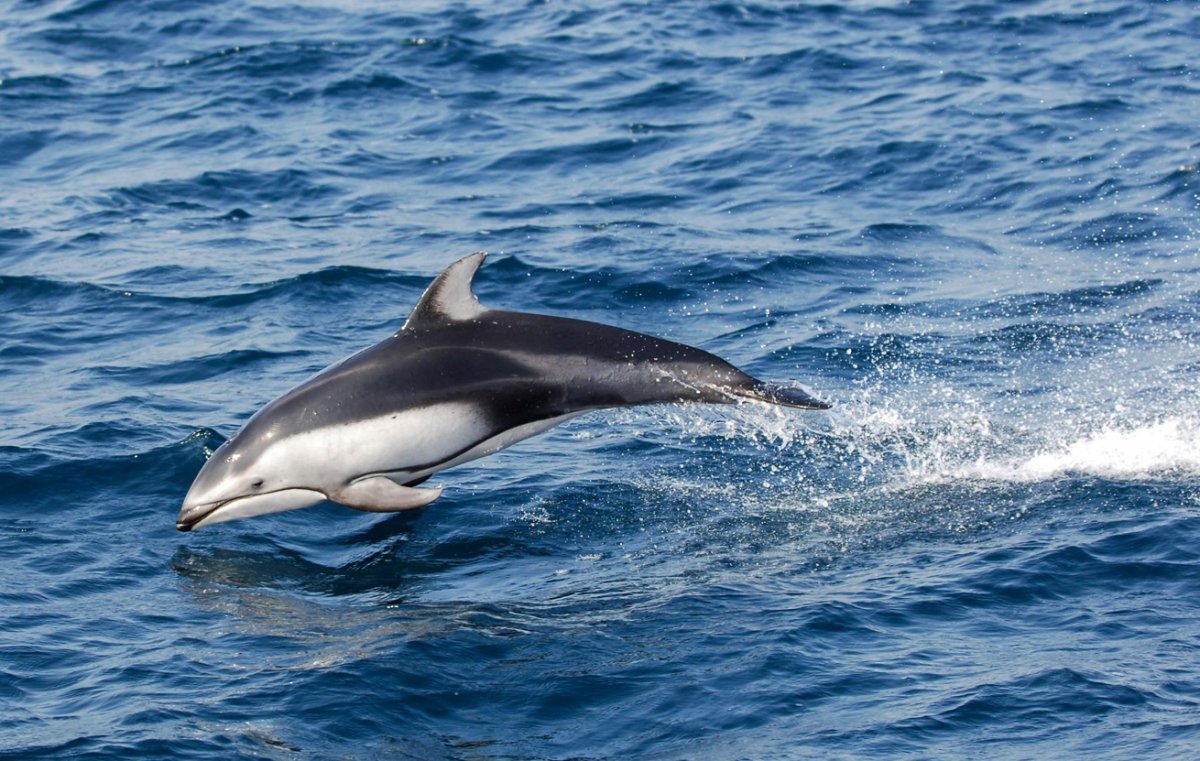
2,0,1200,757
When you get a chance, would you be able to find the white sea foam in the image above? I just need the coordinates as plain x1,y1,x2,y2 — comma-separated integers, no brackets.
966,417,1200,482
828,398,1200,490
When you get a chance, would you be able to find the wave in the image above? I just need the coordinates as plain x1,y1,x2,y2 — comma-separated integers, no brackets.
93,348,310,385
0,266,422,311
102,168,344,216
0,426,209,520
793,398,1197,496
959,418,1200,483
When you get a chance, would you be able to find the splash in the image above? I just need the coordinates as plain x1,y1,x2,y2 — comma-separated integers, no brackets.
816,391,1200,490
972,417,1200,482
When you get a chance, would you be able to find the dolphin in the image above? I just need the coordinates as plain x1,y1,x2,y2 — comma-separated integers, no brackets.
176,252,828,531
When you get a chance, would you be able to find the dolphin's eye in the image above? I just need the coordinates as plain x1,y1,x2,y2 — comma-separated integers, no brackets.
251,478,264,490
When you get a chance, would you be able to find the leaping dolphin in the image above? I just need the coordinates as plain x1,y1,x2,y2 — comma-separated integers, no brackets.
177,252,828,531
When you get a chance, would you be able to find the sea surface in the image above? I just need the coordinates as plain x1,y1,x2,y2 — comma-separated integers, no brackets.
2,1,1199,758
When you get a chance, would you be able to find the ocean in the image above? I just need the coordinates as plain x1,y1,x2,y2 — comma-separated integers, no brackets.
2,0,1199,758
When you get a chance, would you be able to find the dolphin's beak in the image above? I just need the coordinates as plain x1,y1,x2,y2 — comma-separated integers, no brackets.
176,480,224,531
176,489,328,532
177,514,201,532
176,500,223,532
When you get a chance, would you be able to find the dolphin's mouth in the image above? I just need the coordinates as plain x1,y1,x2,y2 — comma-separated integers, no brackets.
176,500,227,532
176,488,328,532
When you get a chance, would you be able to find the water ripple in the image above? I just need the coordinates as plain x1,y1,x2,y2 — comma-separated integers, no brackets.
3,0,1200,758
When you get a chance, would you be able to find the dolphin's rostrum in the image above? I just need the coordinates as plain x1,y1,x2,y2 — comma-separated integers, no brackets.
177,253,829,531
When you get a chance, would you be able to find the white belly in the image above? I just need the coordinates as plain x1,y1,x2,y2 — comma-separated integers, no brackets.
256,403,582,487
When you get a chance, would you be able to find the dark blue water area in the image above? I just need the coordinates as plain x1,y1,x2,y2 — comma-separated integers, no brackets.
3,0,1200,758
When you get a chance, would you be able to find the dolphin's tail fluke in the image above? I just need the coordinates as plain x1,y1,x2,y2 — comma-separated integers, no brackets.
735,382,832,410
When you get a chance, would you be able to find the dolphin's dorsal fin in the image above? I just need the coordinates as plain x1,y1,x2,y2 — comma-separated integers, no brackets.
402,252,488,331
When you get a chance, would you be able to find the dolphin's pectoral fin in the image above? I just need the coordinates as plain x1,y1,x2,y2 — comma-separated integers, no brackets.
332,477,444,513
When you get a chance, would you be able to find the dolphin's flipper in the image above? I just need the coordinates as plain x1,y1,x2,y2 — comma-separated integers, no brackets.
332,477,444,512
